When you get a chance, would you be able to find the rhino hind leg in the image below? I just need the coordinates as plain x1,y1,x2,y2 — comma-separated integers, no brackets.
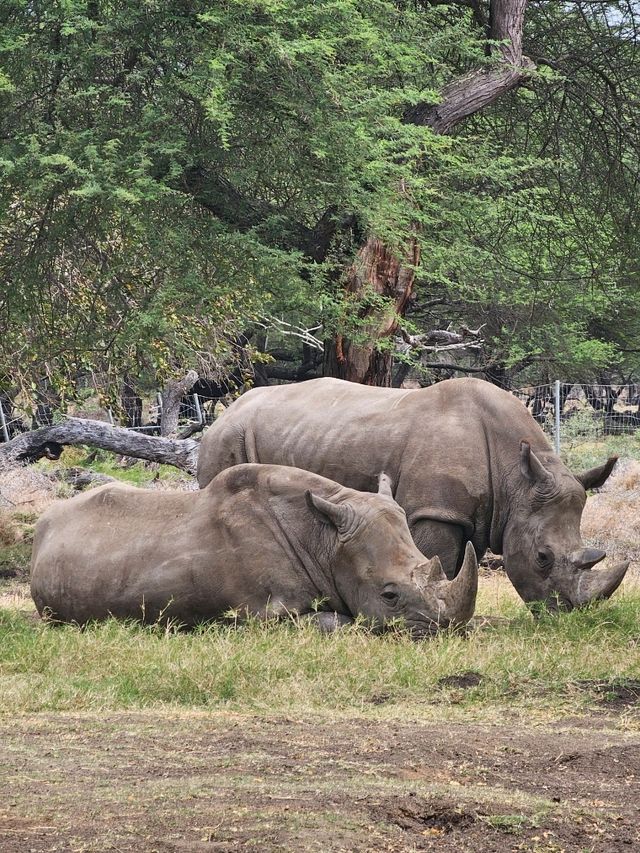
409,519,464,580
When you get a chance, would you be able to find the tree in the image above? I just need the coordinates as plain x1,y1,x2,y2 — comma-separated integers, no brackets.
1,0,639,402
406,0,640,387
322,0,532,384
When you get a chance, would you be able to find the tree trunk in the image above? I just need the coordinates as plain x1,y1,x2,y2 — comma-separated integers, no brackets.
324,236,420,385
0,418,199,474
160,370,198,437
325,0,533,386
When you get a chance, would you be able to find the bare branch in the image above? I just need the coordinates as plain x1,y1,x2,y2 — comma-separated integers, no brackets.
258,316,325,352
0,418,200,474
405,0,534,133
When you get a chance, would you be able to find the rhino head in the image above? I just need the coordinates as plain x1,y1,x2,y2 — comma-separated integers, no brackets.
306,473,477,635
501,442,629,611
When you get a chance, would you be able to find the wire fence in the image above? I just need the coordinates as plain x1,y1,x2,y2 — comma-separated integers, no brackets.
0,392,212,441
2,382,640,453
512,382,640,453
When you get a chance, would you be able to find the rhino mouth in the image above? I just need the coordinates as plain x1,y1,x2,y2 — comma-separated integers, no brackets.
528,593,572,616
405,619,445,639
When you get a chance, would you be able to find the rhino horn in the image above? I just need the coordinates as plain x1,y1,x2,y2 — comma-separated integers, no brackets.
420,555,448,584
576,456,617,491
439,542,478,626
570,547,606,570
572,560,630,606
520,441,554,486
305,491,353,532
377,472,394,499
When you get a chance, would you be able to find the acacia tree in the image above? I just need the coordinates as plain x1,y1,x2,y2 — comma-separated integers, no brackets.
0,1,540,391
1,0,639,405
411,0,640,387
323,0,533,384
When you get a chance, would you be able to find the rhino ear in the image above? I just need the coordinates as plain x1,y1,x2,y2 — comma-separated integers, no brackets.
305,491,353,532
377,472,394,499
520,441,554,487
577,456,617,491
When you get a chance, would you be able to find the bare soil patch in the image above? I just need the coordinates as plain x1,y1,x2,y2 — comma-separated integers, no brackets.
0,710,638,852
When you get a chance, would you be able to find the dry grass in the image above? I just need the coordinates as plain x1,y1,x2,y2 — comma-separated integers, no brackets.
582,459,640,565
0,459,60,514
0,510,17,546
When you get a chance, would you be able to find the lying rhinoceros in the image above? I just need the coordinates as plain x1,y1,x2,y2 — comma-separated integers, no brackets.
30,463,477,633
197,378,629,610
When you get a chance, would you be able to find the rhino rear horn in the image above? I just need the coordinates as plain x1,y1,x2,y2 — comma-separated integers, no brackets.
570,547,606,570
577,456,618,491
520,441,554,487
305,491,353,533
573,560,629,606
440,542,478,626
377,473,394,499
422,555,448,584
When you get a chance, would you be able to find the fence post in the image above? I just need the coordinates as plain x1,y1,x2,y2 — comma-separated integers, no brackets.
192,393,203,425
0,403,9,443
554,379,561,455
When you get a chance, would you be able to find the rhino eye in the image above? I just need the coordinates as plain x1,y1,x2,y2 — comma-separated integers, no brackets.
536,549,553,574
381,587,399,605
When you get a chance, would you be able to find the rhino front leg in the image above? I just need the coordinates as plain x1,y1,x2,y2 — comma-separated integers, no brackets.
409,519,465,580
302,612,354,633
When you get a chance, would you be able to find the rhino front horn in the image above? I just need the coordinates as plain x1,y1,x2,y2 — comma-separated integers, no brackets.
573,560,630,607
441,542,478,626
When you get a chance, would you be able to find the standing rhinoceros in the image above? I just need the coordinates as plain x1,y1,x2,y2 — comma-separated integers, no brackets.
30,463,477,633
197,378,629,610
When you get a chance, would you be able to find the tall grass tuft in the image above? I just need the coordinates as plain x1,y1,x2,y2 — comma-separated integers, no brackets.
1,586,638,718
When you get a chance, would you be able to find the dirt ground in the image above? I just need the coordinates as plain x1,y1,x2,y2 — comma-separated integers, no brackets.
0,707,638,853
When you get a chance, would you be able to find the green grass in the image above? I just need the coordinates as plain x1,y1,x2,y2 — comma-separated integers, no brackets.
559,429,640,472
0,586,638,718
483,813,533,833
0,541,31,578
36,446,193,488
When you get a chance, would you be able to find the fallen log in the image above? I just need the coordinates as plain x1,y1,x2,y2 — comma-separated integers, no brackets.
0,418,199,474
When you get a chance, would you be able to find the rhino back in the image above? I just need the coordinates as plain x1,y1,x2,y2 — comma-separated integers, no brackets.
31,484,207,622
199,379,416,490
200,377,546,495
30,470,341,624
197,378,552,554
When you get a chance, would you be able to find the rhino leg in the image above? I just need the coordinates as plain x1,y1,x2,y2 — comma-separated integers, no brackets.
303,612,354,633
409,519,464,580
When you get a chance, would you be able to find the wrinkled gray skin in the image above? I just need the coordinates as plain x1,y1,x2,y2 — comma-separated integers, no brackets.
197,378,629,610
30,463,477,633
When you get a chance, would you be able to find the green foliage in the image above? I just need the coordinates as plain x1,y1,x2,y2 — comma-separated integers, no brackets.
428,1,640,383
1,1,639,392
0,0,466,393
562,432,640,472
